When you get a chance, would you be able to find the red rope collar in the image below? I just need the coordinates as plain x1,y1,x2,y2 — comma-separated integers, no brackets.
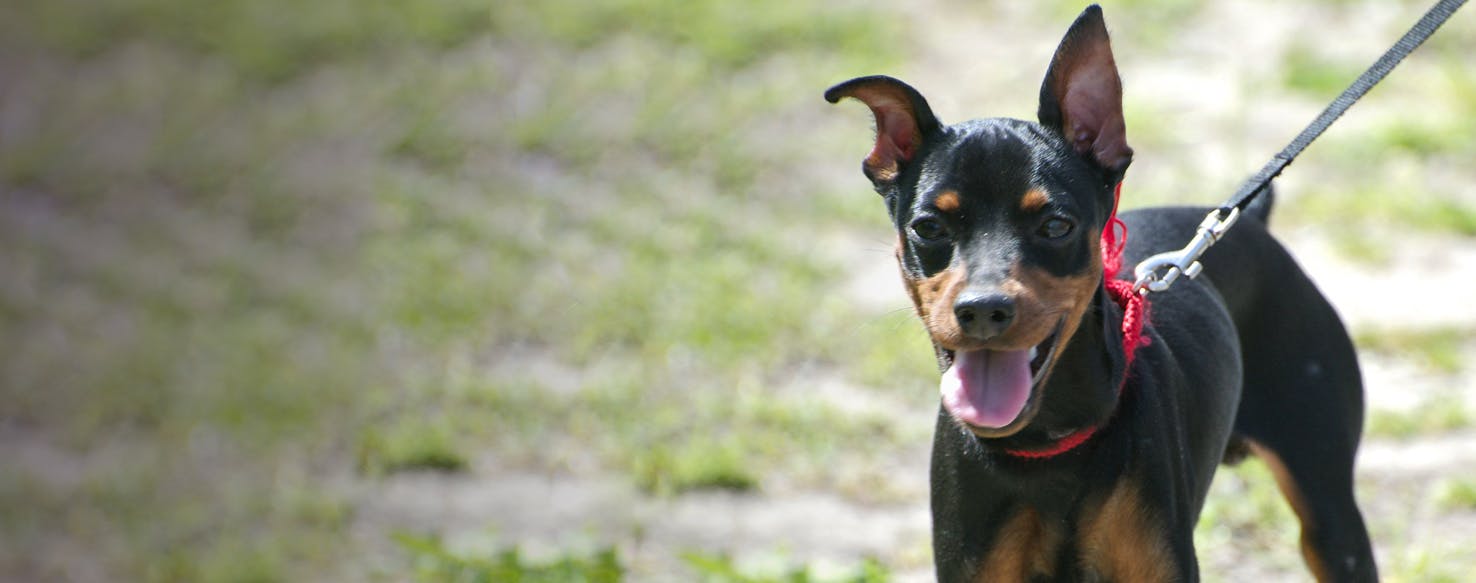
1001,183,1150,460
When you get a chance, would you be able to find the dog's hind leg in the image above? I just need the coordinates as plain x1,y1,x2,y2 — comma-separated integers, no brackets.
1240,435,1377,582
1230,292,1379,582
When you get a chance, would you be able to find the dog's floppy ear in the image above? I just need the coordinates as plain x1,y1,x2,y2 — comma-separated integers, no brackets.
1038,5,1133,178
825,76,941,187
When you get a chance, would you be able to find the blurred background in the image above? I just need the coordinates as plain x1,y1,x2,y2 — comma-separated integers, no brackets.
2,0,1475,580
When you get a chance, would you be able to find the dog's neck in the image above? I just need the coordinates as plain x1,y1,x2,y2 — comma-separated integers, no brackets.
988,282,1129,454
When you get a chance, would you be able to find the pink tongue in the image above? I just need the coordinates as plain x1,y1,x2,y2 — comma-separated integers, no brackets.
940,349,1033,428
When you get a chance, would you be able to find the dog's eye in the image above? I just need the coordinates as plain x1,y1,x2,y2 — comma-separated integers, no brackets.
1038,217,1074,239
910,218,950,242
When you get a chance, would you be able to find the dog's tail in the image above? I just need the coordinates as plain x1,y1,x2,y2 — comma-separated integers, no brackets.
1244,183,1276,226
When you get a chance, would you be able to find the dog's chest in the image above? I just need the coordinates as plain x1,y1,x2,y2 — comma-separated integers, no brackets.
972,478,1176,582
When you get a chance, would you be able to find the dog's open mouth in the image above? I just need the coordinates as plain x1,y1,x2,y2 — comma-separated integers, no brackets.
939,320,1064,432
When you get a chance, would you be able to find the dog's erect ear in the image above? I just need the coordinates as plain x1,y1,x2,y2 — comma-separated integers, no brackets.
1038,5,1133,177
825,76,941,186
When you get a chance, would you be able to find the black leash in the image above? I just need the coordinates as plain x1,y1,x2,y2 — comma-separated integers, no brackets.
1133,0,1468,294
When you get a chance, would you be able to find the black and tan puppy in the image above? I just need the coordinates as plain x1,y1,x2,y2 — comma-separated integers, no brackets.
826,6,1377,582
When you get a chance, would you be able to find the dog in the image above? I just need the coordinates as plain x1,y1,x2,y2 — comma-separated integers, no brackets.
825,5,1377,581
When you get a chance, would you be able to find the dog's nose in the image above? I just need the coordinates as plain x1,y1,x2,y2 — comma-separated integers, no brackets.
954,293,1015,340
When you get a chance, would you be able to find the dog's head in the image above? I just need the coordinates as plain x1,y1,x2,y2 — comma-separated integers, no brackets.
826,6,1132,437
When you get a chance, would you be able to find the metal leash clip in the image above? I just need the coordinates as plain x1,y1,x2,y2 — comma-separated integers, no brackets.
1131,207,1240,294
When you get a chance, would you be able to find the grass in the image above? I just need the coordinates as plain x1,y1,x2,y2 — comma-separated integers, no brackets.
439,365,925,496
1437,478,1476,511
358,418,470,474
1195,460,1304,575
1386,554,1466,583
632,438,761,495
391,536,894,582
492,0,898,70
1,0,919,578
1284,174,1476,254
396,535,623,582
1362,381,1472,439
683,552,892,583
1374,476,1476,583
1281,42,1363,98
1366,396,1472,439
1042,0,1204,48
1275,20,1476,255
7,0,1476,579
1354,326,1476,375
2,0,494,82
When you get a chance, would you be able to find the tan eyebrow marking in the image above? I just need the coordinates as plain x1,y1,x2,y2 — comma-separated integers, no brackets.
934,190,961,213
1020,188,1050,213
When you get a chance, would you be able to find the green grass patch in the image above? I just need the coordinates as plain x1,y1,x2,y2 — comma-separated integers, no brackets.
396,535,623,582
1385,548,1468,583
0,460,359,581
1328,229,1393,266
4,0,494,82
392,537,893,583
633,438,760,495
1315,110,1476,167
491,0,899,71
391,113,471,172
1281,43,1362,98
358,418,470,474
1280,107,1475,240
1288,183,1476,248
1040,0,1203,48
1195,458,1302,572
1370,119,1476,157
1354,326,1476,375
1436,478,1476,511
1367,394,1472,440
683,552,891,583
439,368,924,496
